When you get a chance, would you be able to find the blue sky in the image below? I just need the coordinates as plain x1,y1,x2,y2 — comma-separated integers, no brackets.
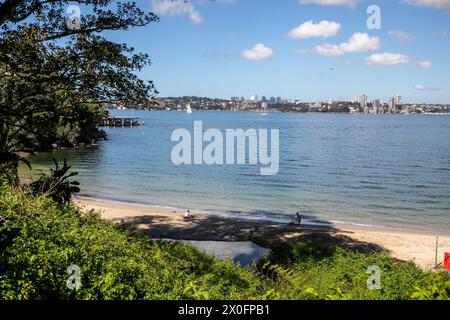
105,0,450,103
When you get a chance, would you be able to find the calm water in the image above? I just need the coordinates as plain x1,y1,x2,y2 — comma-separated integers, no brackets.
22,111,450,232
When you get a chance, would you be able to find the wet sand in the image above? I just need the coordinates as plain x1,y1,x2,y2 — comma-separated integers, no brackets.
75,197,450,270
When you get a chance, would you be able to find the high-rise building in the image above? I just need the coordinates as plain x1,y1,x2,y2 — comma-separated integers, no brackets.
261,96,267,102
269,97,276,104
276,97,282,104
373,99,382,114
360,94,369,114
389,95,402,113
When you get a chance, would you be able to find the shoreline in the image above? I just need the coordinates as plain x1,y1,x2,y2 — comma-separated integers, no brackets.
75,196,450,270
76,194,450,237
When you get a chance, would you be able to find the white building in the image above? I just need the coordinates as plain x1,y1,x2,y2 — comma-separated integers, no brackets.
360,94,369,114
250,95,259,102
389,95,402,113
373,99,382,114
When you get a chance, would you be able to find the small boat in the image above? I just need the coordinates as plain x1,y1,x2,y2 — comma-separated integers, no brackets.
261,112,268,116
186,103,193,114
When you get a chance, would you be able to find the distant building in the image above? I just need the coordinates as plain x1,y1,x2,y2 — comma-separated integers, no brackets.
389,95,402,113
261,96,267,102
261,102,268,110
360,94,369,114
269,97,276,104
276,97,282,104
373,99,382,114
350,96,360,103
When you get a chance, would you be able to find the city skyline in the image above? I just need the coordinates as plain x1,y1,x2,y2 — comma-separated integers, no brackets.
104,0,450,103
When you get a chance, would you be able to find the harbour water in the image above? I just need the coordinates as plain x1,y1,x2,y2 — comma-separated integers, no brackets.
22,111,450,233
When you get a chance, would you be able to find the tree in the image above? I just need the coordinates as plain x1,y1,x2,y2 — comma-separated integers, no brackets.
0,0,160,181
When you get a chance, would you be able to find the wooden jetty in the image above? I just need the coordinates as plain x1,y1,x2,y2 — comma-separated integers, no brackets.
99,116,143,127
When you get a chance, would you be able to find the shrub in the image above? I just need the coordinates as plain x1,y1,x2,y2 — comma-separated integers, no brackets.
1,180,449,300
29,159,80,205
258,243,449,300
0,181,265,300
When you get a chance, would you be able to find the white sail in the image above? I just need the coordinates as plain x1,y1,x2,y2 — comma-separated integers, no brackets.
186,103,193,114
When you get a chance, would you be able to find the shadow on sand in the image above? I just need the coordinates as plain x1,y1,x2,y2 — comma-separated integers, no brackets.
116,212,384,254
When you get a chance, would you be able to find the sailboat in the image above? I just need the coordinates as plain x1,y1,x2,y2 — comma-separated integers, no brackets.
186,103,193,114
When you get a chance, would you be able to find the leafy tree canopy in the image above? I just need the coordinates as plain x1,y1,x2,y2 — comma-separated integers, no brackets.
0,0,161,180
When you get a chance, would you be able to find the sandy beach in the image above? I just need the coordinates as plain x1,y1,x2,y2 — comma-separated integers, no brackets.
75,197,450,270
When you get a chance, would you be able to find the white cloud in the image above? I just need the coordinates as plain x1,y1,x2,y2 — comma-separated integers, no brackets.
403,0,450,11
414,84,426,91
366,53,411,65
414,84,443,91
388,30,416,41
288,20,341,39
299,0,359,7
152,0,204,24
416,60,432,69
313,44,342,56
240,43,274,61
313,32,380,56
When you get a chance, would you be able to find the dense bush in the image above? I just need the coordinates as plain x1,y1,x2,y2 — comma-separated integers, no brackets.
0,180,449,300
0,181,265,300
258,243,450,300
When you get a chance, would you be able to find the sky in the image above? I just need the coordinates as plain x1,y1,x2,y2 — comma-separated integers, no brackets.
105,0,450,103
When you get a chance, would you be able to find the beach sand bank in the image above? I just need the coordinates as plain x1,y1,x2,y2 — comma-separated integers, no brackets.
75,197,450,270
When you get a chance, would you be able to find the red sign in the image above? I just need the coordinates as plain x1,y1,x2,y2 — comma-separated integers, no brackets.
445,253,450,271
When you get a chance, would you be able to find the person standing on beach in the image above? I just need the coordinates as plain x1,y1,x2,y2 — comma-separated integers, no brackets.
291,212,302,225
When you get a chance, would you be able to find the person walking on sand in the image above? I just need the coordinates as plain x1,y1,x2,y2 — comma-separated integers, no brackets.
184,209,191,220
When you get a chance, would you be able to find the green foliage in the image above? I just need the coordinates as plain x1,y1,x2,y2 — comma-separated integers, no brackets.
258,243,450,300
55,120,81,147
0,181,265,300
411,274,450,300
29,159,80,205
0,0,157,182
0,181,449,300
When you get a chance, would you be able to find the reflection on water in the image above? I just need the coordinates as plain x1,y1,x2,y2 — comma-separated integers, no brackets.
20,111,450,232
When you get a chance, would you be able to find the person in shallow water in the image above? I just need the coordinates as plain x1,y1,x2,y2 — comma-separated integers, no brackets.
290,212,302,225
